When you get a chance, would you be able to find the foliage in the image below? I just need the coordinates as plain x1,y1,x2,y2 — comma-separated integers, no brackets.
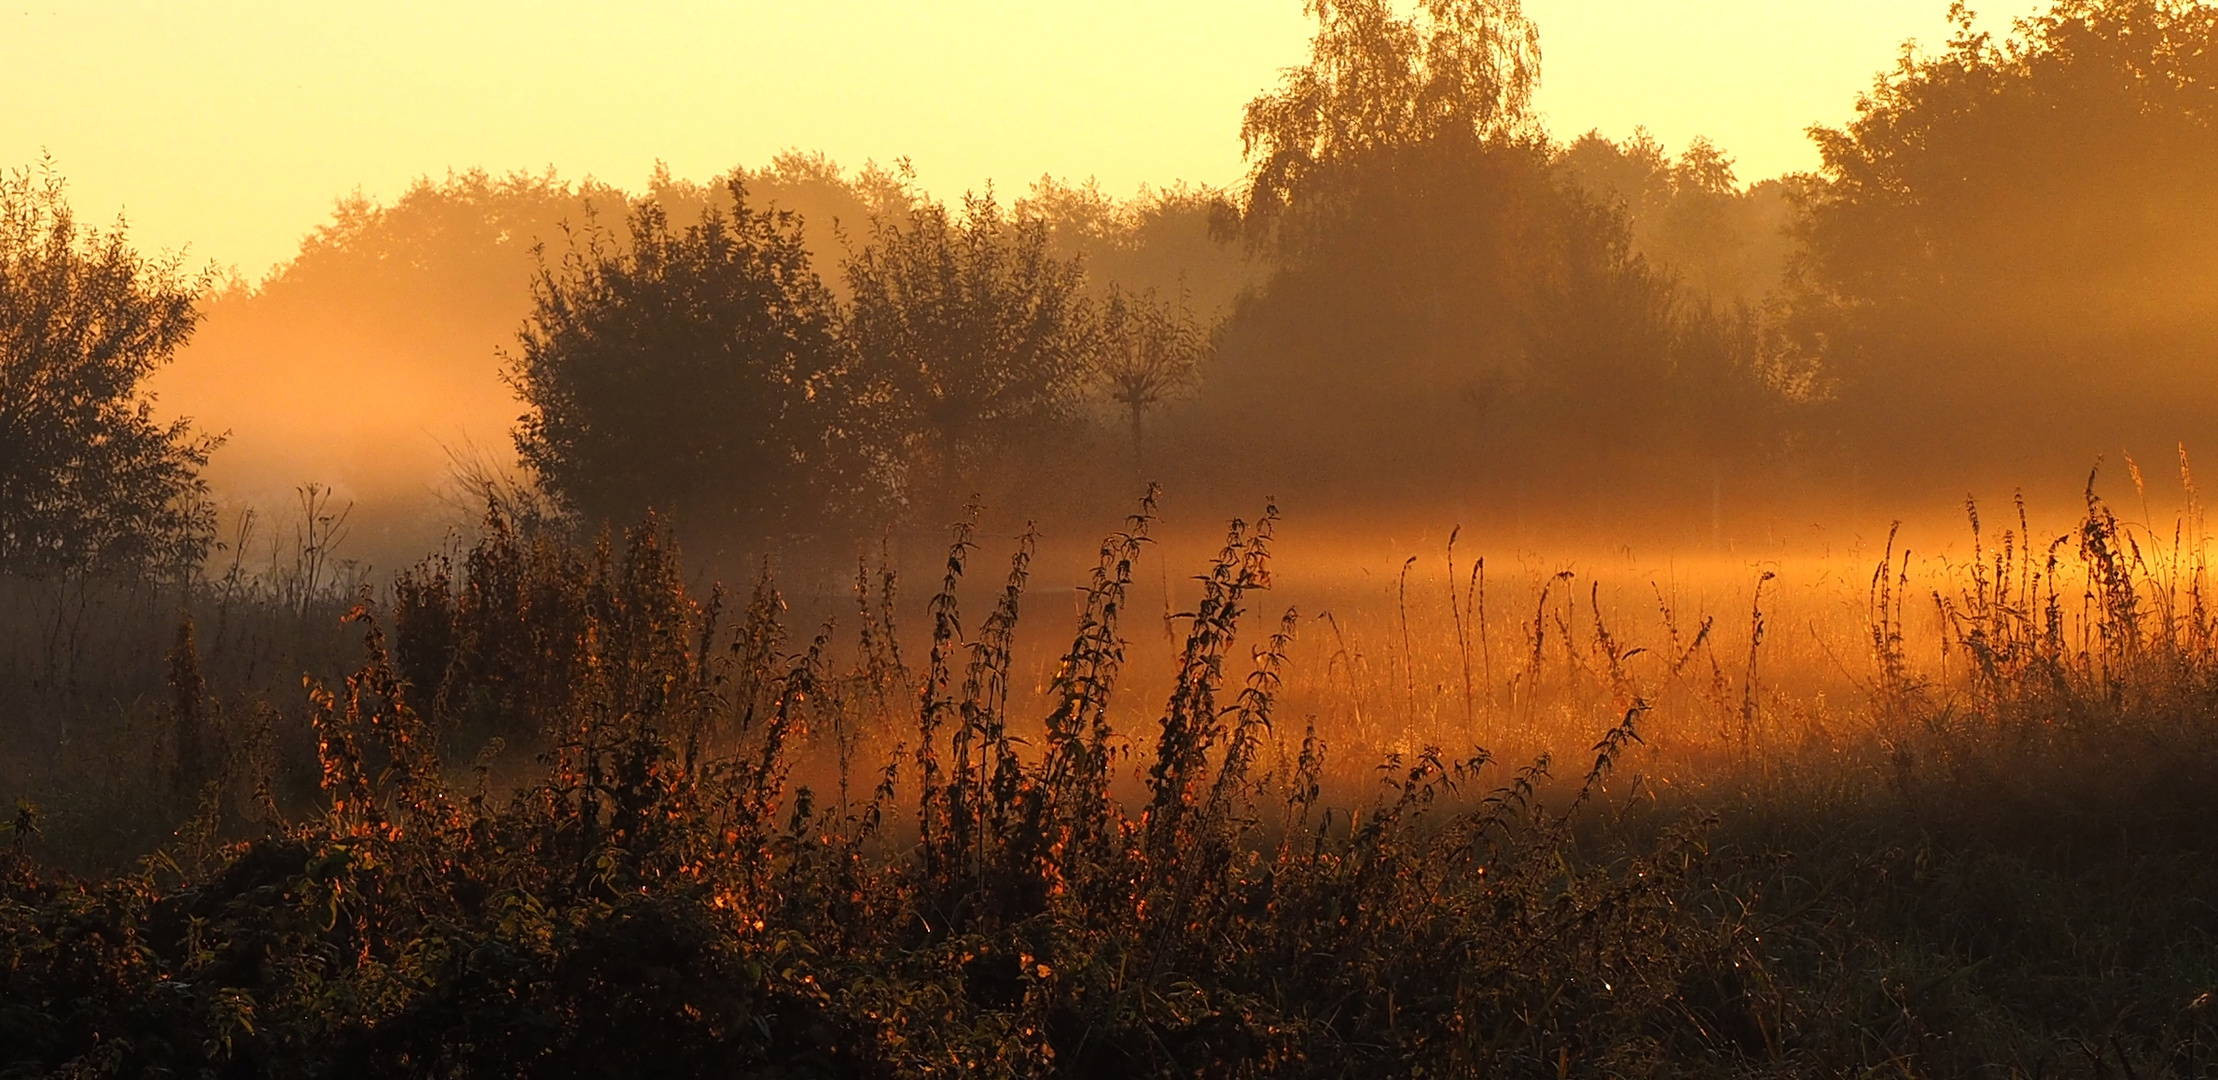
1166,1,1802,518
509,178,874,544
1086,286,1208,475
283,169,596,312
0,163,220,577
119,0,2218,553
13,485,2218,1074
1783,0,2218,471
1238,0,1542,240
1554,130,1795,306
843,194,1091,511
1019,178,1257,327
1192,126,1794,513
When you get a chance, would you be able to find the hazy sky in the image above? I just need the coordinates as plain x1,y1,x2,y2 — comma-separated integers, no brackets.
5,0,2045,276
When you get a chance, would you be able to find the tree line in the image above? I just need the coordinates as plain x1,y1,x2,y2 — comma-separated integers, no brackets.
9,0,2218,575
506,181,1213,552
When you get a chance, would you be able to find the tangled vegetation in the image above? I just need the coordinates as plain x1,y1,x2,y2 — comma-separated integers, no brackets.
7,477,2218,1078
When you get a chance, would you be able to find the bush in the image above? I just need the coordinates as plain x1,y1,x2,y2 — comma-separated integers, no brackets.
509,178,873,547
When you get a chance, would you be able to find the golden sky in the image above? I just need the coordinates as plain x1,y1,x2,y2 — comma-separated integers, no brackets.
5,0,2044,276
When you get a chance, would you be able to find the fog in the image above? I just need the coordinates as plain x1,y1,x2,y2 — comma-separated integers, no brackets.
19,6,2218,1069
117,0,2218,587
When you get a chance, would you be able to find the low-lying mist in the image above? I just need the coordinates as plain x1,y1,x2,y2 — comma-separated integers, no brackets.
18,2,2218,1073
142,3,2218,585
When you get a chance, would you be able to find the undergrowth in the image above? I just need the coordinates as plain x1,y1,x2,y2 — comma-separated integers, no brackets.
6,483,2218,1077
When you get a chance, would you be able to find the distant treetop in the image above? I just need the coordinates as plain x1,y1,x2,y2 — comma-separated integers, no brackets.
1238,0,1541,233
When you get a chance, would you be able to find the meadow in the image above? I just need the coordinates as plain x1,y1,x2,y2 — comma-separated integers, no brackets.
6,466,2218,1078
12,3,2218,1072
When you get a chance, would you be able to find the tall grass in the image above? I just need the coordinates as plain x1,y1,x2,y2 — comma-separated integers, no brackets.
7,475,2218,1076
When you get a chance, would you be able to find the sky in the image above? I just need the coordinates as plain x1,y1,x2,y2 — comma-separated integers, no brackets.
3,0,2047,277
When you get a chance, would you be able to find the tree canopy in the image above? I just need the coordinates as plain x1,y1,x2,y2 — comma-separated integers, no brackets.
166,0,2218,542
842,193,1091,511
1088,286,1208,476
1238,0,1541,242
0,165,218,577
1785,0,2218,468
508,182,1106,541
508,179,865,545
1176,0,1787,514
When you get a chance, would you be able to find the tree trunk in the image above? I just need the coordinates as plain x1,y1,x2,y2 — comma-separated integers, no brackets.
1129,401,1146,483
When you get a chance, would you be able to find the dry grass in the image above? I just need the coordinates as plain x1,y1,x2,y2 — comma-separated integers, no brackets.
6,472,2218,1076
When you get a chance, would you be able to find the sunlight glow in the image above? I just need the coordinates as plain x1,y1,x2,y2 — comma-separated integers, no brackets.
4,0,2040,275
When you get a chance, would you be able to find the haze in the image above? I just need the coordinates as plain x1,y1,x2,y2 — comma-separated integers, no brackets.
7,0,2039,276
11,0,2202,587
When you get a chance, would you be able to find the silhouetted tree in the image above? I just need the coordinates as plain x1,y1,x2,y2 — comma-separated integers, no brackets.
1208,0,1554,474
181,160,923,564
1170,0,1798,519
1238,0,1541,246
842,193,1089,510
1784,0,2218,475
0,164,219,577
1188,0,1601,498
1087,286,1208,476
510,179,869,543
